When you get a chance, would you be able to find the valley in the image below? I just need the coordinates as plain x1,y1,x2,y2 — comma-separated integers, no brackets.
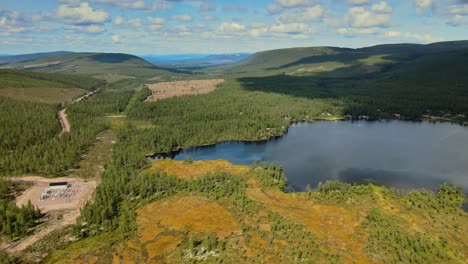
0,40,467,263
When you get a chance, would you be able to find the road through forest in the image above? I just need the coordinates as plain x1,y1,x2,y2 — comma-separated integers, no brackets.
58,87,101,135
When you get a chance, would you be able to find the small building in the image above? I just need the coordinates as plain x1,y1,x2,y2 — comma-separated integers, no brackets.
48,182,69,190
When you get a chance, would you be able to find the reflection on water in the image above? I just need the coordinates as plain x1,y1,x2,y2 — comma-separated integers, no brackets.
165,120,468,193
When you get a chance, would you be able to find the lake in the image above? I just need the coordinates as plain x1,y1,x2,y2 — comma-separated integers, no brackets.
169,120,468,192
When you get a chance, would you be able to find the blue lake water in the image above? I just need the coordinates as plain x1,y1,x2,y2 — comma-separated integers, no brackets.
170,120,468,192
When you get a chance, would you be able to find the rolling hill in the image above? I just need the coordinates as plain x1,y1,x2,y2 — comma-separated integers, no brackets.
0,69,104,103
1,52,179,80
208,40,468,77
0,51,73,65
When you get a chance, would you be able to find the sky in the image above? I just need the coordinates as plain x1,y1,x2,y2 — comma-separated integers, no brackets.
0,0,467,55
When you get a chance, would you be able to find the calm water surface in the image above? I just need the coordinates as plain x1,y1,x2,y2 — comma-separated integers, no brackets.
172,121,468,192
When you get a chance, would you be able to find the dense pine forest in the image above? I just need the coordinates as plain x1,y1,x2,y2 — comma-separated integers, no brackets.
0,179,41,241
0,74,139,176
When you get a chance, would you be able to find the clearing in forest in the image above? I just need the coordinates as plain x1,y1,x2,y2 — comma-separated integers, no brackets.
246,179,371,263
147,159,250,179
4,130,115,254
145,79,224,101
136,196,241,242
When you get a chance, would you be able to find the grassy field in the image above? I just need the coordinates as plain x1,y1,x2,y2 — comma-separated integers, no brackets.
147,160,250,179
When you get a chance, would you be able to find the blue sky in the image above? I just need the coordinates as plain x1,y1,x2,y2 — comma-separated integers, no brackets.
0,0,467,55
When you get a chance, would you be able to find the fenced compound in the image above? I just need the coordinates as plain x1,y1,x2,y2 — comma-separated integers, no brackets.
38,181,82,204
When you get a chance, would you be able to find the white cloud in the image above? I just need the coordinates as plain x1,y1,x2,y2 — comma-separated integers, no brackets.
111,34,122,43
56,3,110,25
415,0,435,13
345,6,392,28
446,4,468,25
267,4,284,14
149,24,163,30
67,24,105,33
347,0,370,5
250,27,269,38
203,15,217,21
128,18,142,28
371,2,393,13
447,4,468,15
147,16,166,31
337,27,380,36
276,0,314,8
0,10,32,34
147,17,166,24
267,0,315,14
278,5,324,23
383,30,442,42
114,15,124,25
89,0,146,9
270,22,314,34
217,22,246,34
171,14,193,22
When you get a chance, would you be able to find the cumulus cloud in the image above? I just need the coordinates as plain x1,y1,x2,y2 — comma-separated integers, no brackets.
114,15,124,25
147,17,166,24
383,30,442,42
372,2,393,13
415,0,435,13
171,14,193,22
344,5,392,28
337,27,380,36
203,15,217,21
89,0,146,9
270,22,313,33
446,4,468,25
347,0,371,5
67,24,105,33
56,3,110,25
250,27,269,38
111,34,122,43
128,18,142,28
267,0,316,14
0,9,46,35
217,22,246,34
278,5,324,23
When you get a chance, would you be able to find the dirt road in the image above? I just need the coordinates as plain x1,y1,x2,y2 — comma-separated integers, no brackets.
58,87,101,134
58,109,70,134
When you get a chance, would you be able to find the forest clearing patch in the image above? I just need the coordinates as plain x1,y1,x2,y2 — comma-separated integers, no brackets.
145,79,224,101
246,179,370,263
147,159,250,179
136,196,241,242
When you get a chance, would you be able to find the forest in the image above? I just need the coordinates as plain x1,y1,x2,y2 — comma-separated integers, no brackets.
0,179,41,241
0,78,139,176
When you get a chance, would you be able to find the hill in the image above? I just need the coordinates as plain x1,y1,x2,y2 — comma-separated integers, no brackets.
0,51,73,65
0,69,104,103
2,52,179,80
209,40,468,76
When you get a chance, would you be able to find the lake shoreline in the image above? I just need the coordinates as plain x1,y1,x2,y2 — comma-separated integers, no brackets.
146,117,468,159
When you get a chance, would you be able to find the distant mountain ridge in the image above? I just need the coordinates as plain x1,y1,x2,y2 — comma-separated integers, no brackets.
0,52,178,78
142,53,251,67
210,40,468,75
0,51,73,65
